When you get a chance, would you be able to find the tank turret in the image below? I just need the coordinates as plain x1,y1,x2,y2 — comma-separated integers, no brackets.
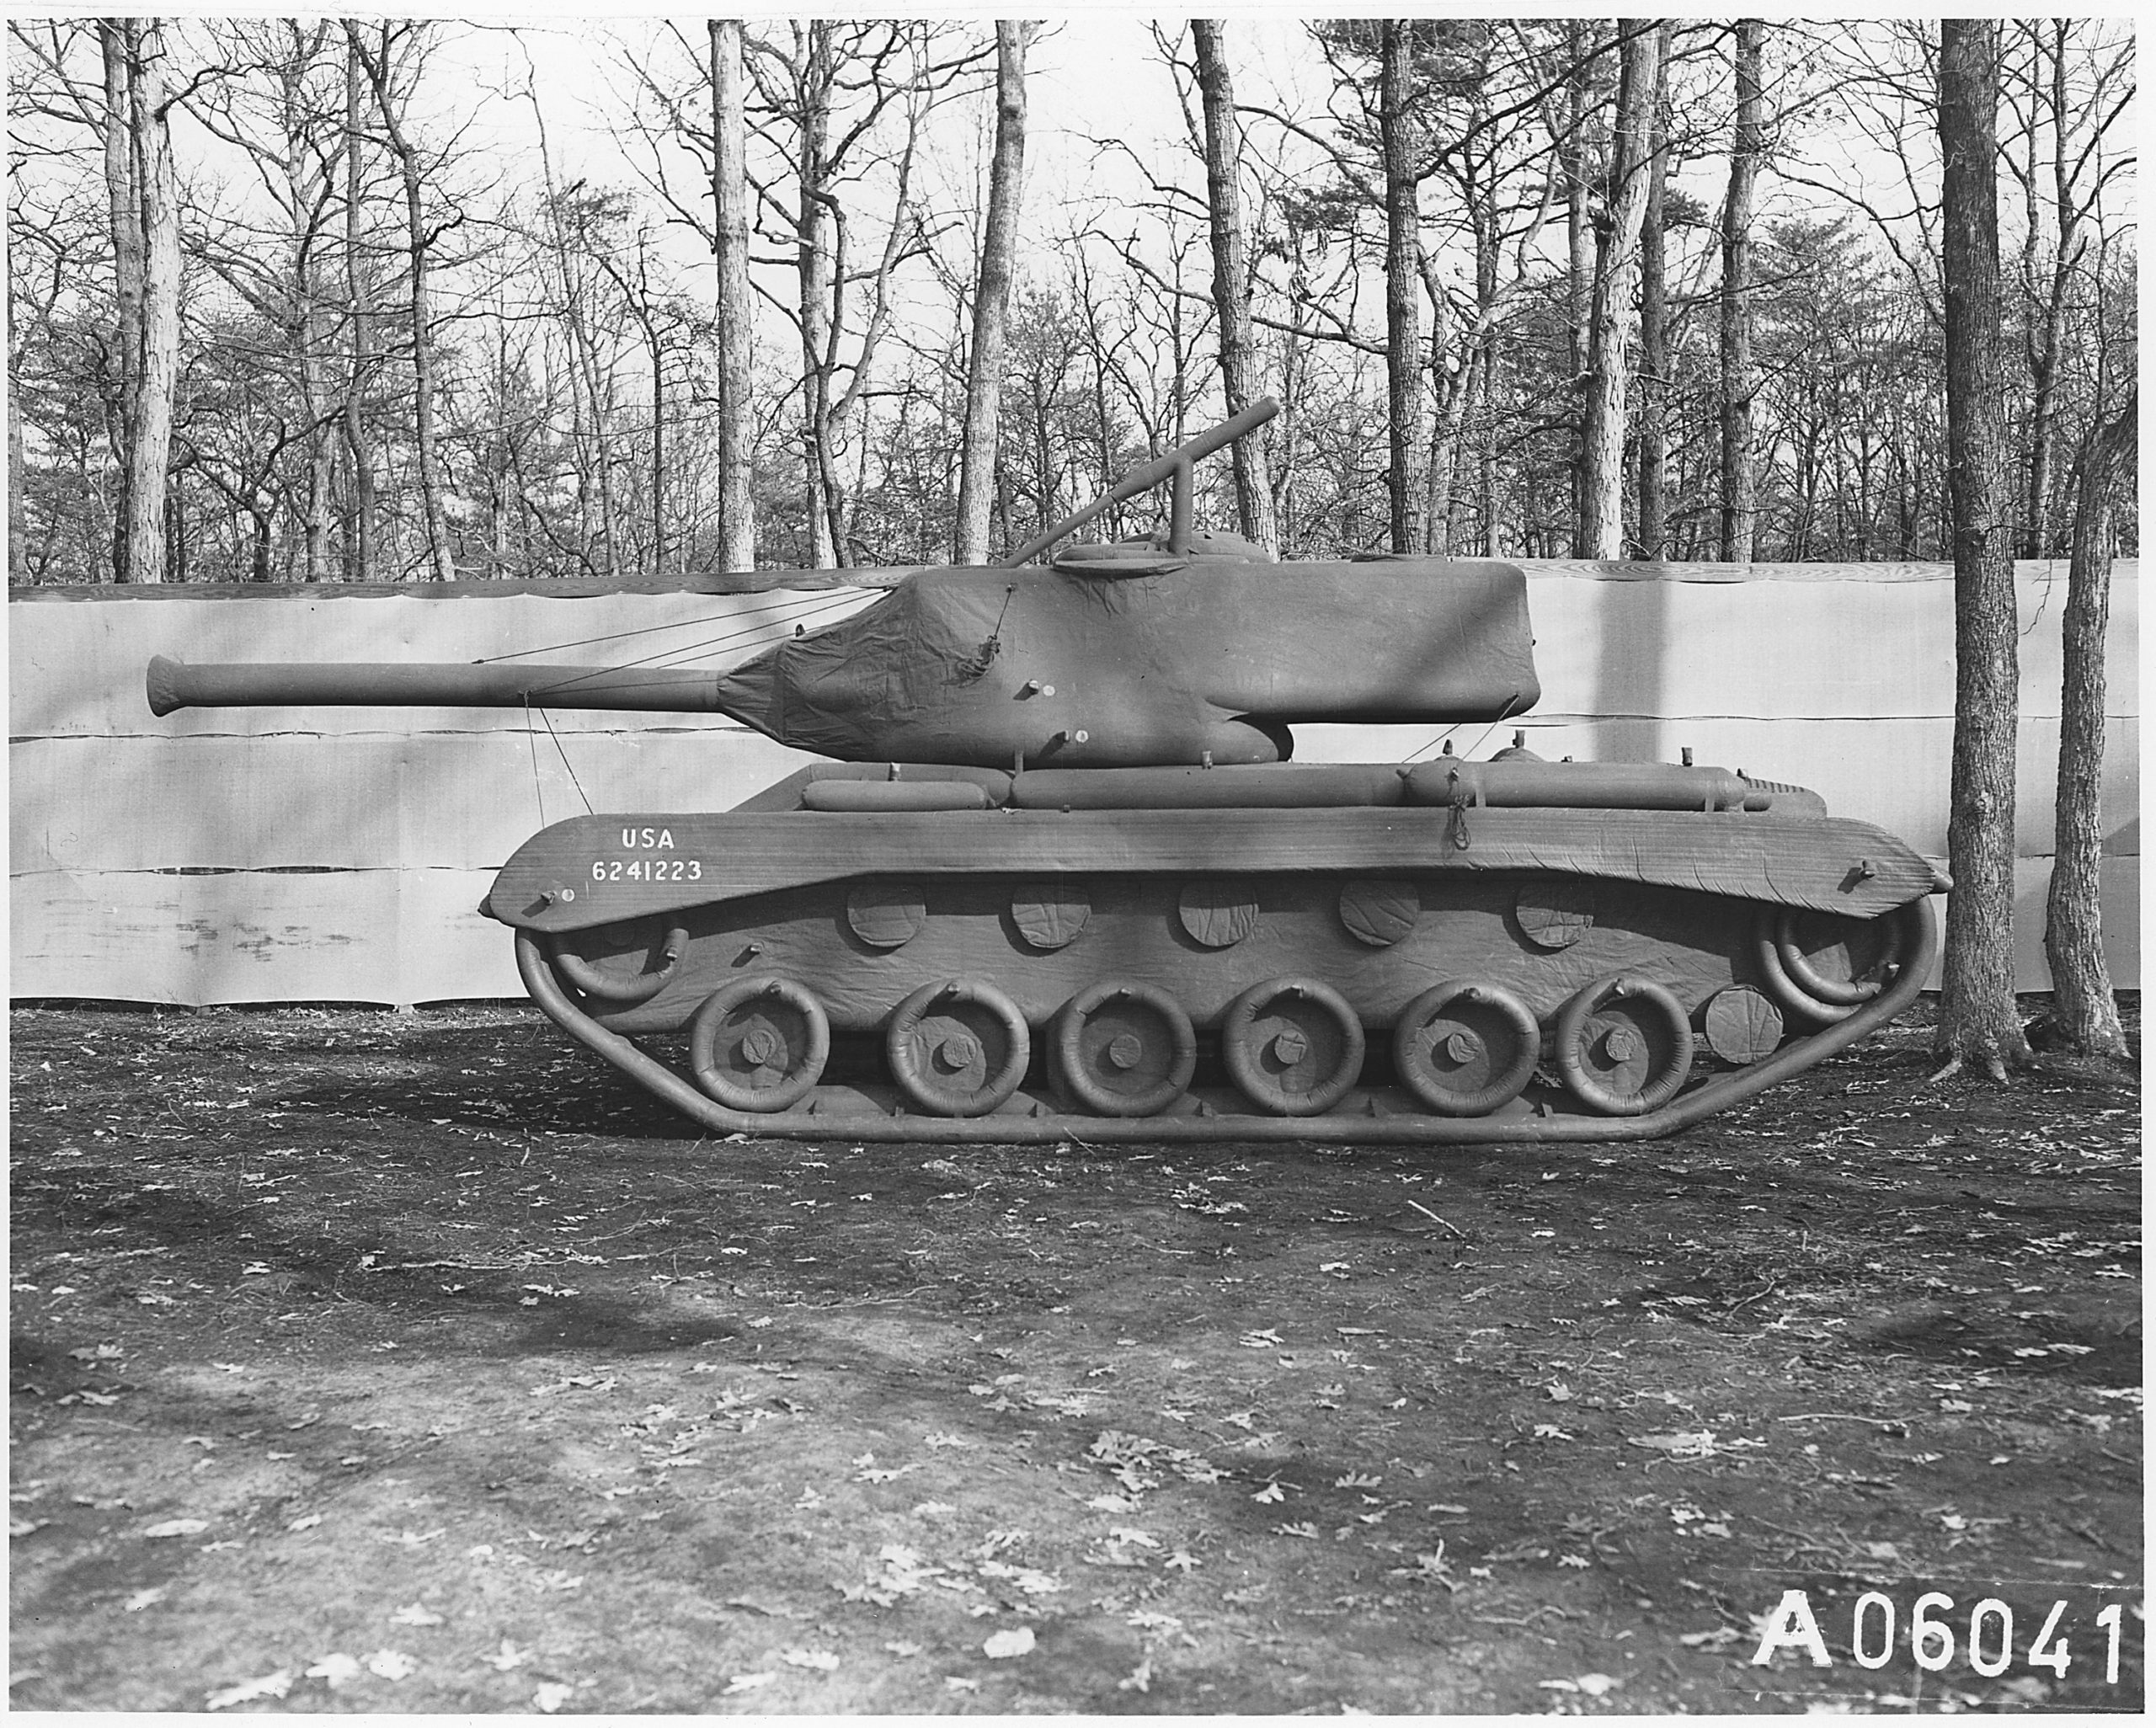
150,400,1540,771
145,397,1943,1146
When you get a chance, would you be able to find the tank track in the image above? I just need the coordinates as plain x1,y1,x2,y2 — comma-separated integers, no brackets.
512,894,1936,1145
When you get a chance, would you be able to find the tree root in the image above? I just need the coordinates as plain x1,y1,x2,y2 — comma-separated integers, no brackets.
1924,1050,2013,1085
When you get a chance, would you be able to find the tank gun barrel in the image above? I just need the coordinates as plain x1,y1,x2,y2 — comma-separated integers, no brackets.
1000,395,1278,568
147,654,728,718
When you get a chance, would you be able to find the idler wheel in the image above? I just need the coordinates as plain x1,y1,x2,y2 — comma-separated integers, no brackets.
1391,980,1540,1117
550,920,689,1005
1051,980,1197,1117
688,976,830,1112
1220,977,1365,1117
1754,906,1905,1020
1554,974,1694,1117
885,979,1031,1117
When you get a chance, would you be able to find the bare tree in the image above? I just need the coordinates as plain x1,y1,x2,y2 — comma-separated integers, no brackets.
2042,388,2135,1057
744,23,990,567
1376,20,1425,553
1577,22,1659,557
1934,17,2028,1080
2002,19,2135,556
1634,24,1673,557
954,20,1033,563
346,20,457,582
100,19,184,583
1717,19,1764,562
341,35,376,580
1189,19,1274,552
188,20,350,582
709,18,755,573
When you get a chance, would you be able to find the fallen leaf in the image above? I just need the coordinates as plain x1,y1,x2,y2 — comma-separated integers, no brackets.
1251,1482,1285,1504
206,1669,294,1709
983,1626,1036,1659
1575,1673,1621,1697
1164,1550,1199,1571
532,1682,573,1712
1274,1522,1321,1539
390,1603,444,1627
123,1587,167,1612
882,1641,923,1658
483,1640,532,1672
945,1676,979,1693
1630,1431,1717,1458
304,1654,360,1688
1118,1657,1154,1693
1678,1627,1740,1650
287,1513,323,1532
364,1650,415,1680
780,1648,839,1672
723,1673,775,1694
143,1518,209,1539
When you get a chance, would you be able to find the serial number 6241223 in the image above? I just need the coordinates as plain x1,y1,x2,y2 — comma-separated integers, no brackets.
590,858,703,883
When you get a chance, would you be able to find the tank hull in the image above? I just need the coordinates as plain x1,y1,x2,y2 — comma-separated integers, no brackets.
487,772,1941,1143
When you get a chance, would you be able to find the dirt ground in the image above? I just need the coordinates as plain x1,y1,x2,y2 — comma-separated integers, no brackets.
8,997,2141,1715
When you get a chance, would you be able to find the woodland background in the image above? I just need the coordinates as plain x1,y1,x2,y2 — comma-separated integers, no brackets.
6,16,2137,587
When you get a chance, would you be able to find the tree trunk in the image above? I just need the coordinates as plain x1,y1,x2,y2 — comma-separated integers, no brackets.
99,21,143,582
1635,25,1672,557
1191,19,1276,553
709,19,755,573
341,36,376,582
125,21,180,586
1378,20,1424,554
2043,390,2135,1057
1577,24,1659,558
1935,17,2030,1076
648,304,666,575
286,84,334,584
1419,253,1473,557
2020,22,2077,558
1560,23,1593,542
954,20,1032,563
1718,19,1764,563
798,25,839,569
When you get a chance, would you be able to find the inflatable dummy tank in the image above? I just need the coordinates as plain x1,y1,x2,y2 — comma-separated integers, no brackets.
147,398,1947,1144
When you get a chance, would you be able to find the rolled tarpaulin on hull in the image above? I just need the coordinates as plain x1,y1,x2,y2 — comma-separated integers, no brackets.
800,779,996,813
1008,762,1406,810
1406,758,1763,811
147,655,728,717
